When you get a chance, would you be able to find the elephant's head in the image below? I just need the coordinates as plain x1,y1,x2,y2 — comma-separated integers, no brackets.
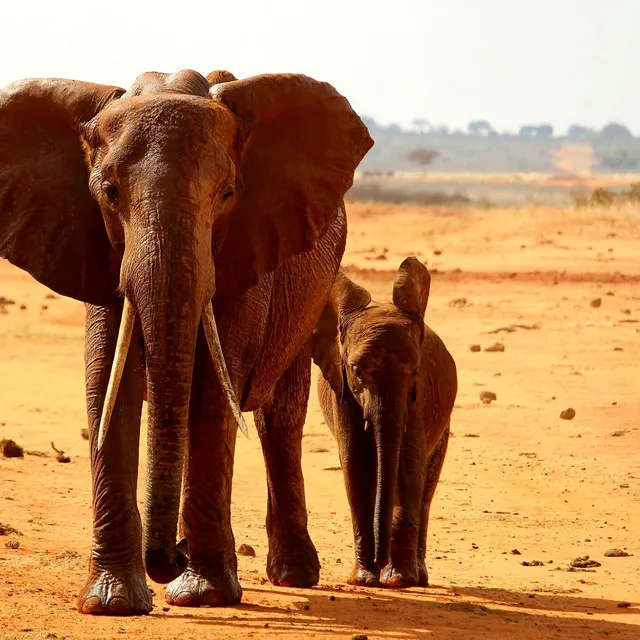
0,69,373,583
312,258,430,569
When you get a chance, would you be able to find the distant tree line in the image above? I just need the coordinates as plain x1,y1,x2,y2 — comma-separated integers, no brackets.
361,116,637,141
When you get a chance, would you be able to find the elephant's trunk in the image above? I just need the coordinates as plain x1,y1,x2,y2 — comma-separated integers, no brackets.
137,242,203,583
122,206,212,584
371,394,405,570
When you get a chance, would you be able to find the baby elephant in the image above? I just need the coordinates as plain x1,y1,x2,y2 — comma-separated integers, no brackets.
312,257,457,588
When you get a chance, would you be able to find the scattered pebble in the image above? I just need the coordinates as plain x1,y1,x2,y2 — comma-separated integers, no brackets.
433,249,442,256
480,391,497,405
323,466,342,471
609,430,627,437
559,408,576,420
238,543,256,557
352,635,369,640
0,523,22,536
511,549,522,555
521,560,544,567
330,595,336,601
5,539,20,549
571,556,601,569
617,602,631,608
484,343,505,353
1,439,24,458
449,298,470,308
604,549,630,558
463,433,480,438
469,344,481,352
590,298,602,308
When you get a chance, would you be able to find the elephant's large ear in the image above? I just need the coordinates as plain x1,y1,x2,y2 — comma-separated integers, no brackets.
392,257,431,321
0,79,124,303
312,272,371,399
210,74,373,295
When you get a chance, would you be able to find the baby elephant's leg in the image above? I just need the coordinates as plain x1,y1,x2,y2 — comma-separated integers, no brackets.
381,425,427,588
417,423,450,586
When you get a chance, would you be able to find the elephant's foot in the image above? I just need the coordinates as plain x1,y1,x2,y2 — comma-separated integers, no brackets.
267,530,320,588
78,564,152,615
380,559,421,588
166,561,242,607
347,562,381,587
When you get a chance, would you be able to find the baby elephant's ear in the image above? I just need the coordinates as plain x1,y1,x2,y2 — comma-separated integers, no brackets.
393,257,431,320
312,272,371,399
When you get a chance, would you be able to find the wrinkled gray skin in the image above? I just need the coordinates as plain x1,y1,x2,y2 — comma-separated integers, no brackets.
313,258,457,587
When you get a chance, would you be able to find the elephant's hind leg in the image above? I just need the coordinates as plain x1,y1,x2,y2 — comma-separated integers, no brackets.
78,303,149,615
165,328,241,608
254,342,320,588
416,422,450,587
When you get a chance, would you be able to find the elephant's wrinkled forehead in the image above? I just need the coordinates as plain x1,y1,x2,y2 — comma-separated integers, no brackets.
91,94,238,161
348,305,421,372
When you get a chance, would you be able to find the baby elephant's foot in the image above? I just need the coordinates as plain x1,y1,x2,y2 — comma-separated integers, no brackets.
347,562,381,587
381,560,421,588
166,561,242,607
78,564,152,615
268,532,320,588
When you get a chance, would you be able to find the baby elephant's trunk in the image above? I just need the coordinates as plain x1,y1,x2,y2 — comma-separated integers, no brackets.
371,393,406,570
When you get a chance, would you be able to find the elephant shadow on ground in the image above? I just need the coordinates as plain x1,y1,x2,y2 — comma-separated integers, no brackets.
161,583,639,639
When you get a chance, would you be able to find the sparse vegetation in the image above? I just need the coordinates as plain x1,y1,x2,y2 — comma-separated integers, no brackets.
346,182,471,206
574,182,640,207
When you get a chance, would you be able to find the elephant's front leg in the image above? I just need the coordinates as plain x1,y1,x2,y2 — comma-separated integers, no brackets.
381,422,428,589
254,343,320,588
165,329,241,607
78,303,149,615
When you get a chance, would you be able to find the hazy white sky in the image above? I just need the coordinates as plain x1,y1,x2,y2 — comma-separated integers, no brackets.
1,1,637,134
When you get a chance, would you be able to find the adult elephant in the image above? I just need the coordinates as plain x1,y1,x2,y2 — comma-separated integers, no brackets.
0,69,372,614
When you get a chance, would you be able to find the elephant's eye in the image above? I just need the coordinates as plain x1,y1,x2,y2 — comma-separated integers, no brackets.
221,184,235,201
352,364,364,381
102,181,118,205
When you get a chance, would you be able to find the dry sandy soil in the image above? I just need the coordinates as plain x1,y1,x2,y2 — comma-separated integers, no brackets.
1,201,639,639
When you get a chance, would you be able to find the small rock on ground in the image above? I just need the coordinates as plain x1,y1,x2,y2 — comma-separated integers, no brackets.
559,408,576,420
590,298,602,308
484,343,505,352
1,439,24,458
604,548,630,557
469,344,481,352
5,539,20,549
0,523,22,536
571,556,601,569
480,391,497,404
521,560,544,566
617,602,631,608
238,543,256,557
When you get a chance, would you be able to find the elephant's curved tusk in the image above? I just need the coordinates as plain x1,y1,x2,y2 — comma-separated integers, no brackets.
97,297,136,451
202,302,249,438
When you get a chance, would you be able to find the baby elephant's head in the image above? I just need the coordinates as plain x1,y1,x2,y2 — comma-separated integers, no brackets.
313,257,431,568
